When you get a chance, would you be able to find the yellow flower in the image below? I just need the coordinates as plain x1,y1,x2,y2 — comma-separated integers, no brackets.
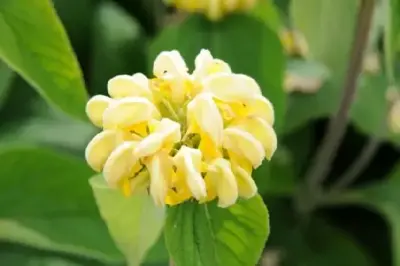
166,0,258,21
85,49,277,208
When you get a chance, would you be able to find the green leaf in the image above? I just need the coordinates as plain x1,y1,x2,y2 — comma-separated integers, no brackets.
266,201,375,266
90,175,165,266
149,14,286,131
0,0,88,120
0,146,122,263
349,74,400,146
0,60,15,109
89,1,147,95
53,0,96,58
335,163,400,266
164,195,269,266
251,0,282,32
285,0,358,134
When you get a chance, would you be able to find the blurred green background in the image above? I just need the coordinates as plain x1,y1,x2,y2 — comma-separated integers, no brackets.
0,0,400,265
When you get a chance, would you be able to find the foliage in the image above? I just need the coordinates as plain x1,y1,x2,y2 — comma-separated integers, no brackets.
0,0,399,265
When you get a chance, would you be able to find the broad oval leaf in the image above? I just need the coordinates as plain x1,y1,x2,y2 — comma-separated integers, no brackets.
149,14,286,131
165,195,269,266
284,0,358,134
90,175,165,266
0,0,88,120
0,146,122,263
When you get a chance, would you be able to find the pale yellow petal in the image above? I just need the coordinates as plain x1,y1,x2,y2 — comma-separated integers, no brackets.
85,130,120,172
103,97,160,130
209,158,238,208
246,95,275,125
192,49,231,81
231,117,277,160
206,0,224,20
233,165,257,198
174,146,207,200
203,73,261,102
107,73,152,100
187,93,223,146
103,141,137,187
223,128,265,168
86,95,113,127
134,118,181,158
153,50,188,78
147,151,172,207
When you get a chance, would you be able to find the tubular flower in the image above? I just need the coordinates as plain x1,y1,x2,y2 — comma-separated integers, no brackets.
84,49,277,208
165,0,258,21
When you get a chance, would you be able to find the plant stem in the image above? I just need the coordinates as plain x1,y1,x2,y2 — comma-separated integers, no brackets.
304,0,375,195
329,136,380,192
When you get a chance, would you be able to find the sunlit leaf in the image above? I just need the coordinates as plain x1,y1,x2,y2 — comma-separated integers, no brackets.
90,175,165,266
165,195,269,266
0,0,88,120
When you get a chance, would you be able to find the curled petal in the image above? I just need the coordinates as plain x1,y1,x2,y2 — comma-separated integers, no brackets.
103,97,160,130
203,73,261,102
103,141,138,187
108,73,152,100
85,130,121,172
231,117,277,160
208,158,238,208
174,146,207,200
153,50,188,78
193,49,231,81
187,93,223,147
233,165,257,199
246,95,275,125
134,118,181,158
86,95,113,127
147,151,173,207
223,128,265,168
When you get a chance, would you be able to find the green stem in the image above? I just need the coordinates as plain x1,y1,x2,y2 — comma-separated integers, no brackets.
297,0,376,214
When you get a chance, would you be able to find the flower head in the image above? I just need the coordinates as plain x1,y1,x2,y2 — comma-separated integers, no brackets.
85,49,277,208
165,0,258,21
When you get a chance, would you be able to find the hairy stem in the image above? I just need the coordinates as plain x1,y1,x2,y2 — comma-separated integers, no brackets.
330,137,380,192
304,0,375,194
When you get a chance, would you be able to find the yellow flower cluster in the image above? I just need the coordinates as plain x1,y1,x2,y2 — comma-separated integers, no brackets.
85,49,277,208
166,0,257,21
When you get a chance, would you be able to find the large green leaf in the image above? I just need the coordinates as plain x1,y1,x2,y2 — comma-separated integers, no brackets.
285,0,358,134
149,14,286,131
165,195,269,266
0,60,14,110
0,146,122,263
89,1,146,95
349,74,400,146
266,201,375,266
335,163,400,266
90,175,165,266
0,0,88,120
